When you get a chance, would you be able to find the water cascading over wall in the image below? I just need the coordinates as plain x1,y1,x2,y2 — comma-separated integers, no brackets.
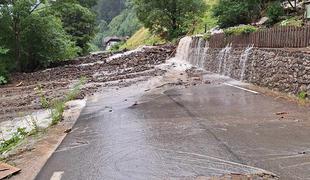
176,36,310,95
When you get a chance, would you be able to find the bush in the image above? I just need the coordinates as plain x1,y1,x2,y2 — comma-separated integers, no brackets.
280,17,303,27
0,76,7,85
109,41,126,52
0,47,9,85
203,31,212,40
224,25,258,36
298,91,308,100
134,0,206,40
213,0,260,28
267,1,285,24
21,13,79,70
120,28,166,50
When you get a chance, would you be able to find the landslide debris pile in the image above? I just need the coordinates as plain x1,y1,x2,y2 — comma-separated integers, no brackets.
0,45,175,123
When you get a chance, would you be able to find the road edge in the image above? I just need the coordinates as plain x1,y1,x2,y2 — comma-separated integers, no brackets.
6,99,87,180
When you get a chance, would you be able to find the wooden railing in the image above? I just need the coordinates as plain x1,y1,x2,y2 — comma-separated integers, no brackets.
209,26,310,48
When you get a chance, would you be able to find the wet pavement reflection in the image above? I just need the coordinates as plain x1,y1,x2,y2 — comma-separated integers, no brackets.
36,78,310,180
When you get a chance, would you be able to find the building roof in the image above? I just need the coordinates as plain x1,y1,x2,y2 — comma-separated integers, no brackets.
103,36,128,45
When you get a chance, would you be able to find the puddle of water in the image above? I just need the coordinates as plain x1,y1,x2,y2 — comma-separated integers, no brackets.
0,100,86,144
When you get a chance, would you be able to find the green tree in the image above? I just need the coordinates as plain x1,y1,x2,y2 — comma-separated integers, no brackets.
21,13,78,70
267,1,285,24
0,47,9,82
133,0,206,40
93,1,142,48
213,0,261,28
50,1,97,55
0,0,78,72
95,0,126,23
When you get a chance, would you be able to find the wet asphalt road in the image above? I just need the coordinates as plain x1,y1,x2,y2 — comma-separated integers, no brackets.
36,80,310,180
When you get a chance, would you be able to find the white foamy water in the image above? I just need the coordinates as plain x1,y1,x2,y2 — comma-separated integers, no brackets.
175,37,192,62
0,100,86,145
176,36,210,70
217,44,232,76
107,46,152,62
174,36,255,83
239,45,254,81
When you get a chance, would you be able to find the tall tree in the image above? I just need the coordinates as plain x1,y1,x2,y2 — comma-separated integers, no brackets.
50,0,97,55
95,0,126,23
213,0,261,28
133,0,206,40
0,0,78,71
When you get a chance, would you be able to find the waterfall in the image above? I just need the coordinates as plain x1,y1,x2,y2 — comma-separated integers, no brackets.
175,37,254,82
175,36,208,70
194,38,205,68
239,45,254,81
175,36,192,61
217,44,232,75
199,42,209,69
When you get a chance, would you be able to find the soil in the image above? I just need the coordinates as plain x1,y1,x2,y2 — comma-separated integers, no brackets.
0,45,175,123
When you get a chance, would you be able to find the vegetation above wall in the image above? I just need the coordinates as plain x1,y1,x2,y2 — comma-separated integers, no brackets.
133,0,207,40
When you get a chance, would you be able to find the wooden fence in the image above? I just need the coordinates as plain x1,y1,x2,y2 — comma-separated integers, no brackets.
209,26,310,48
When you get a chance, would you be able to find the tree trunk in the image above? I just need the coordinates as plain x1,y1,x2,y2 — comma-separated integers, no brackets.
14,17,21,72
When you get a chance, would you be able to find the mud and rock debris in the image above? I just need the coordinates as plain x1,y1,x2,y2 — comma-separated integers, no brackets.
0,45,175,123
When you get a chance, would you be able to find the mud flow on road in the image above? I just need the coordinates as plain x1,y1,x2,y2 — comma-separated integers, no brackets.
2,45,310,180
36,55,310,180
0,46,175,124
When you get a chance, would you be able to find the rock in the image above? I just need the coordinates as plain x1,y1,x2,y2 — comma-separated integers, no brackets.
64,128,72,133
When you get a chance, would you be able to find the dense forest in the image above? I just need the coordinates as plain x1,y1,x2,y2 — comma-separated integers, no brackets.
92,0,141,49
0,0,305,85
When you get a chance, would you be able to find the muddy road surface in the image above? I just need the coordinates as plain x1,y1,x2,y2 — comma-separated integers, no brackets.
35,58,310,180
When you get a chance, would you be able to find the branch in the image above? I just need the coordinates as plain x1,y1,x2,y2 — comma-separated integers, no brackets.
287,0,295,10
30,1,42,14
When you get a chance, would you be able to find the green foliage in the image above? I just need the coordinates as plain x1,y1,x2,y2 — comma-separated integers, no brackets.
280,16,303,27
298,91,308,100
134,0,206,40
0,76,8,85
224,25,258,36
51,77,86,125
0,128,27,154
21,13,79,70
213,0,261,28
267,1,285,24
0,0,80,72
109,42,125,52
65,77,86,101
0,47,8,55
77,0,98,8
37,85,50,109
95,0,126,23
0,47,9,84
51,100,65,125
93,3,142,49
203,32,212,41
50,2,97,55
120,28,166,50
106,9,142,38
194,0,218,34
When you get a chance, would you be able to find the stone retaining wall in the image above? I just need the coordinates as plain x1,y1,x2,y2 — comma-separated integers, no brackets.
190,37,310,95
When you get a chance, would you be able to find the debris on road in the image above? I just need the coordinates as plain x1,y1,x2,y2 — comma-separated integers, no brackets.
0,163,20,180
275,112,289,116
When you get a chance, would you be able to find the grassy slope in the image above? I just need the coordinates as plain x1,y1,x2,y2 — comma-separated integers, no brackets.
120,27,166,50
122,0,218,49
